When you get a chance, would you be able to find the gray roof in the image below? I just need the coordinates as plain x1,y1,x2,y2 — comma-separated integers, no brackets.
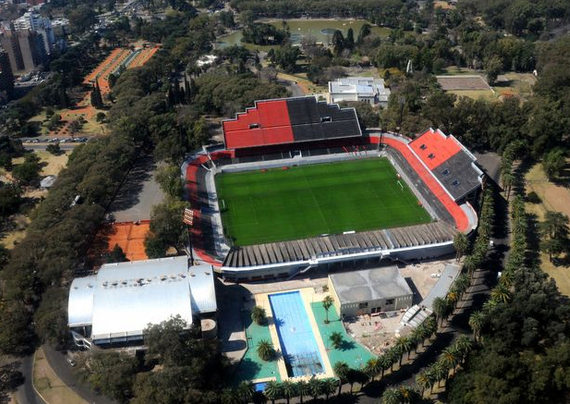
329,77,391,99
432,151,483,201
222,221,456,268
68,256,217,343
330,266,413,304
421,264,461,311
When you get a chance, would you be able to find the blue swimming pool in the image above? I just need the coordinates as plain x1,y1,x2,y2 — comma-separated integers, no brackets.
268,291,325,377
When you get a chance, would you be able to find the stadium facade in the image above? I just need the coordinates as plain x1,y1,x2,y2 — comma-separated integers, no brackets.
183,96,483,282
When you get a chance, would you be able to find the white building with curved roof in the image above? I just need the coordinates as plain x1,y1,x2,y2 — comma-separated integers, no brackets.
68,256,217,348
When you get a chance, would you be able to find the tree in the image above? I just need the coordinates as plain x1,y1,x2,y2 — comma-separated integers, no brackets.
0,184,21,217
69,118,83,135
0,302,35,355
12,154,40,185
144,197,190,258
257,339,275,361
264,380,281,404
68,5,97,33
333,361,350,396
330,331,343,349
433,297,450,327
47,113,61,131
484,56,503,85
155,164,182,198
332,30,345,55
272,45,300,73
83,351,139,402
237,382,255,404
322,295,334,324
96,112,107,123
104,244,129,263
322,378,337,400
345,28,354,50
453,232,469,262
416,370,433,396
395,336,412,366
364,357,382,381
250,306,267,326
308,377,322,400
296,380,309,403
543,149,565,180
281,380,296,404
46,142,62,155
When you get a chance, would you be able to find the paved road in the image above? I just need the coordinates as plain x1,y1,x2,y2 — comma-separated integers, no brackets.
278,79,305,97
22,143,80,151
14,355,44,404
43,346,117,404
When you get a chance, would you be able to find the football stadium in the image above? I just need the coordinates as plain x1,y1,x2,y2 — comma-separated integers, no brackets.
183,96,483,281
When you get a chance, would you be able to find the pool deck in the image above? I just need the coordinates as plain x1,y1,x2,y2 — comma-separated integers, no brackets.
254,287,335,381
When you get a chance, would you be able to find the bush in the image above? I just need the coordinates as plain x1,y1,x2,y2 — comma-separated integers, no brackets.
46,143,62,155
527,191,542,204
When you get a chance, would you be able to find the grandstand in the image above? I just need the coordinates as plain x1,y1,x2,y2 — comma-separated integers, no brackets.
183,96,483,281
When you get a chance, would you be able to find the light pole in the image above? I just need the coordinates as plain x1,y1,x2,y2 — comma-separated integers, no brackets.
183,208,194,266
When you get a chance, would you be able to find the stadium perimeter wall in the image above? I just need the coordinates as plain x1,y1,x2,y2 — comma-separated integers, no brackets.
182,132,479,280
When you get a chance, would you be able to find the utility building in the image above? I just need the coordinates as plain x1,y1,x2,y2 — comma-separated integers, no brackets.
328,266,413,317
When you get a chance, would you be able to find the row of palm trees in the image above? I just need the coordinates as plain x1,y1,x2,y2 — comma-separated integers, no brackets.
469,194,525,343
415,335,473,396
223,377,339,404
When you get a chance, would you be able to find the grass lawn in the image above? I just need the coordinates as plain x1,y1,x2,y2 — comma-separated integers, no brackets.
447,89,497,101
216,158,431,246
233,310,281,384
311,302,375,370
33,348,87,404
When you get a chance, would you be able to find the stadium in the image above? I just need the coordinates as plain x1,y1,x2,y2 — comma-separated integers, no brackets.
183,96,483,282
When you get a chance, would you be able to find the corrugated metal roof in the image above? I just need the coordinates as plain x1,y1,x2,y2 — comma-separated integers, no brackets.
329,266,413,304
68,276,95,327
67,256,217,343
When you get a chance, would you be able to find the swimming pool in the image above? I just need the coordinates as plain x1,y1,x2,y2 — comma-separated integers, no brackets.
268,291,325,377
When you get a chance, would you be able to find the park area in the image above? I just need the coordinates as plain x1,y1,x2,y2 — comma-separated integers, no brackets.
215,158,431,246
525,162,570,296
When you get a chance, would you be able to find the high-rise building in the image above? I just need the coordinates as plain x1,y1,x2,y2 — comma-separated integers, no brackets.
0,48,14,99
0,29,47,73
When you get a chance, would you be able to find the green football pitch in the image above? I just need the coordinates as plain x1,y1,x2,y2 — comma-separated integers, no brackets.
215,158,431,246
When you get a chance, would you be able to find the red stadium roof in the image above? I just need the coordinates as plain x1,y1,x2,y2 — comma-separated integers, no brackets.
222,97,361,150
409,129,462,170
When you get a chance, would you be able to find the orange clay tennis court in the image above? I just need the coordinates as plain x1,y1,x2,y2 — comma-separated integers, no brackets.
106,221,151,261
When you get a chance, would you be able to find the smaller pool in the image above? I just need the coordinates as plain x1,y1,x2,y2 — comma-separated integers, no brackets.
269,291,325,377
254,382,267,392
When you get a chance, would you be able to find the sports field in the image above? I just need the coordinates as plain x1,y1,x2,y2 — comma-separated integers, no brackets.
216,158,431,246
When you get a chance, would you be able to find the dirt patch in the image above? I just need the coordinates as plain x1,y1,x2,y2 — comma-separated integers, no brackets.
437,75,491,91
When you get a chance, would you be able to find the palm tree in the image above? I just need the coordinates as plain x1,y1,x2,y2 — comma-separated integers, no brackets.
322,378,337,400
237,382,255,404
329,331,343,349
468,311,484,342
381,387,401,404
386,347,399,372
333,361,350,396
431,362,447,388
281,380,296,404
256,339,275,361
322,295,334,324
296,380,309,404
416,370,432,396
425,316,437,337
221,389,241,404
264,381,282,404
364,357,382,381
379,354,392,378
433,297,450,327
251,305,267,325
440,347,459,377
454,335,473,362
453,232,469,261
308,377,322,400
491,284,511,303
454,273,471,300
395,336,412,366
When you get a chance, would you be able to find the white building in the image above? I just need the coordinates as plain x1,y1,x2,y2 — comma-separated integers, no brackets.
328,77,391,108
68,256,217,348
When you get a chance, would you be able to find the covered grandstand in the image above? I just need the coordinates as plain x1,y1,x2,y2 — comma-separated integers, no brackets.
183,96,482,281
